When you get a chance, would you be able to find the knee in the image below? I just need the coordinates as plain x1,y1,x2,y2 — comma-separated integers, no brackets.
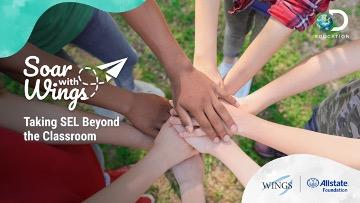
125,49,138,67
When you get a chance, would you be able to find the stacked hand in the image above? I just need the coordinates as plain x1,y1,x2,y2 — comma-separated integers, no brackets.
167,100,249,152
125,92,171,138
171,68,239,141
169,115,232,154
148,101,259,203
153,121,198,166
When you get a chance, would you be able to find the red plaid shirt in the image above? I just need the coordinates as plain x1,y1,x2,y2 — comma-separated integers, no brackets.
230,0,331,31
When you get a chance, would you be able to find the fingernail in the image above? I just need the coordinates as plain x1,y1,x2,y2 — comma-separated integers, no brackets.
223,135,231,143
186,126,193,132
231,125,238,133
234,97,240,106
213,137,220,143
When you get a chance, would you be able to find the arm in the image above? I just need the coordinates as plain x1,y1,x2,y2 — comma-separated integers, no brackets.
193,0,223,86
122,0,238,140
85,121,197,203
211,140,259,186
224,104,360,169
224,0,331,94
172,101,360,170
0,43,171,137
187,137,259,186
121,0,190,81
240,40,360,114
172,155,205,203
224,18,293,94
171,123,259,186
0,92,153,149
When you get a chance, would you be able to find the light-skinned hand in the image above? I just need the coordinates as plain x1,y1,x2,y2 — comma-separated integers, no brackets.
153,121,198,168
170,122,230,154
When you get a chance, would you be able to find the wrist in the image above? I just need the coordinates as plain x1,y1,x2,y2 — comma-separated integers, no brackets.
117,90,136,116
240,94,266,115
209,141,231,158
147,146,174,173
210,140,239,162
179,181,204,194
232,112,259,139
93,85,135,116
193,53,216,69
152,145,192,170
246,90,273,114
165,55,193,82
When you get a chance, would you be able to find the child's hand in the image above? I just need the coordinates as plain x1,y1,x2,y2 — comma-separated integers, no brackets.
197,66,224,89
170,120,226,155
171,68,238,141
126,93,171,138
172,155,204,193
153,121,198,168
170,100,254,138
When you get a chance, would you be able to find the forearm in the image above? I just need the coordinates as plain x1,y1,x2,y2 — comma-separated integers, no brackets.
85,147,168,203
0,92,153,148
211,140,259,186
122,0,193,81
235,111,360,169
224,18,292,94
247,40,360,112
181,184,205,203
193,0,220,70
86,123,196,203
0,43,135,115
172,155,205,203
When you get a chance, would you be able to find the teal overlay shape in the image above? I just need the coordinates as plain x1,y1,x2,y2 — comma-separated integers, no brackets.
0,0,145,58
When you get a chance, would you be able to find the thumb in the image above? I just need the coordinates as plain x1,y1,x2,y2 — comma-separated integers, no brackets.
214,86,239,107
169,100,175,108
176,105,193,132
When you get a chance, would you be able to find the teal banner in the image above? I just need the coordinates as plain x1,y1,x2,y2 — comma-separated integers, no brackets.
0,0,145,58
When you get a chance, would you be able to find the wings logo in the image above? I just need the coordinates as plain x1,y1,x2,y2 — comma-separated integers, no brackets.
262,175,293,196
96,58,128,82
23,56,127,111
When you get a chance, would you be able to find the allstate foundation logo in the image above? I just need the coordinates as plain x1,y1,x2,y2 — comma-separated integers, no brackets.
23,56,127,111
307,178,319,188
306,177,349,193
262,175,293,196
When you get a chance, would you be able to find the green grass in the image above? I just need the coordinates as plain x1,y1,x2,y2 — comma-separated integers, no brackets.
1,0,359,201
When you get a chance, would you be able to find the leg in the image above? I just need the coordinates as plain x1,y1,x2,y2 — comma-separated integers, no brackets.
55,49,76,63
316,80,360,138
72,9,137,91
232,10,268,97
222,0,251,61
71,10,164,118
249,10,269,42
220,0,254,97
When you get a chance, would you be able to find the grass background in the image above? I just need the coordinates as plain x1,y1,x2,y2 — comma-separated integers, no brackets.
1,0,359,202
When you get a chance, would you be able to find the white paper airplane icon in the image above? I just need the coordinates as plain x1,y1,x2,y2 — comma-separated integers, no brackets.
96,58,127,82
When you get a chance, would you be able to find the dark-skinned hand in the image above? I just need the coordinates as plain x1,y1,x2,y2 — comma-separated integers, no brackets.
171,68,239,141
